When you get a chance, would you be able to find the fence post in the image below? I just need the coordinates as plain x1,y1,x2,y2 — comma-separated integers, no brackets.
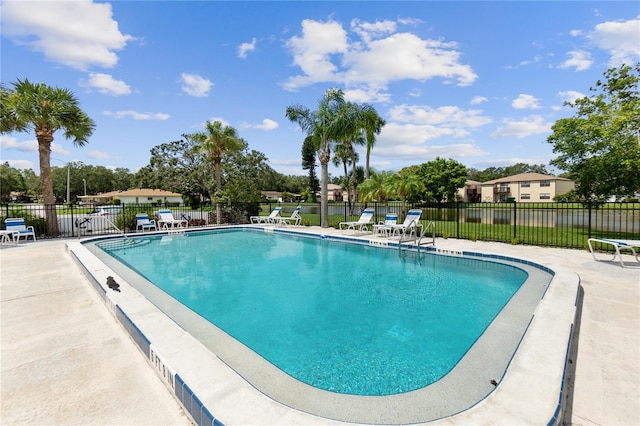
587,201,592,239
456,202,460,239
513,202,517,241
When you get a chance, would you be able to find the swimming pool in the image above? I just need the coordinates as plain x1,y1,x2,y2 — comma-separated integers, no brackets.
95,230,528,396
69,226,580,425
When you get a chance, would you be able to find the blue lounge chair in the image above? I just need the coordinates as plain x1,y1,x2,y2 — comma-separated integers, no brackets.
250,206,282,224
273,206,302,226
339,208,375,234
136,213,157,232
588,238,640,268
4,218,36,242
388,209,422,239
157,209,188,230
372,213,398,238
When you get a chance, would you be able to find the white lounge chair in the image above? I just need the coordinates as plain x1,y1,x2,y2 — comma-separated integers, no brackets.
372,213,398,238
388,209,422,239
4,217,36,242
588,238,640,268
157,209,188,230
250,206,282,224
136,213,157,232
274,206,302,226
339,208,375,234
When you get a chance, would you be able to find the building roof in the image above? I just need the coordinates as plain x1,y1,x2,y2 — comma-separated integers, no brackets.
115,188,183,197
482,173,573,185
80,189,183,199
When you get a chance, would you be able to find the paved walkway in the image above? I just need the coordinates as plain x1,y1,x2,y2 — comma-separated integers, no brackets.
1,232,638,425
0,239,190,425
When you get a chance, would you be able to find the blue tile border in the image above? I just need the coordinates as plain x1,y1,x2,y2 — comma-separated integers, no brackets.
114,305,150,356
175,374,221,426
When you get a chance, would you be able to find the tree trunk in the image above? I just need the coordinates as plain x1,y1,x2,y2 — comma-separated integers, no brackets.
318,142,330,228
37,135,59,236
214,161,222,225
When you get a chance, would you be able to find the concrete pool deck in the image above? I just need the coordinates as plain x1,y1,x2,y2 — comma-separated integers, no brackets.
1,228,638,425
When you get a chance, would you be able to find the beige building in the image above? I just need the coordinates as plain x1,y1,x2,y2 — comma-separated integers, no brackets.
80,188,184,205
480,173,575,203
457,180,482,203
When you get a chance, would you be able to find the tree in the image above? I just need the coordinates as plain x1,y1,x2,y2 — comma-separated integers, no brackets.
0,163,25,202
390,170,424,217
416,158,468,203
358,171,394,209
147,135,210,200
286,88,357,227
195,120,245,224
361,104,386,179
301,135,319,202
0,79,95,235
547,63,640,202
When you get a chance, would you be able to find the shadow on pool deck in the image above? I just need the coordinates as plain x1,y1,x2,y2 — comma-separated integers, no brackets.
1,229,638,425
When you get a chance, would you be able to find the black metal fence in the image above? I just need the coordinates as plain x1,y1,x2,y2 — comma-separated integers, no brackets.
1,201,638,250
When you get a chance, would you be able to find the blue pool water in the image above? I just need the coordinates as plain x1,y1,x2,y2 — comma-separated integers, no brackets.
96,229,528,396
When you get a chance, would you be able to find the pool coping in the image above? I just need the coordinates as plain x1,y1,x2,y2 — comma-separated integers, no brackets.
66,225,580,425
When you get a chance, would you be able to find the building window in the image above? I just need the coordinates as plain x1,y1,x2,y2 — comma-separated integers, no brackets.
540,193,551,200
521,181,530,188
147,197,153,201
540,181,550,187
520,194,530,200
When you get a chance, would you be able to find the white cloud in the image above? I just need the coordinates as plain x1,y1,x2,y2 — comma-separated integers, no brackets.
589,16,640,67
0,135,37,152
242,119,279,130
2,159,34,170
558,90,585,104
283,18,477,100
388,105,492,129
180,73,213,97
350,18,397,43
1,0,133,70
343,88,392,103
81,73,131,96
103,110,170,120
558,50,593,71
238,38,257,59
491,115,552,138
0,135,69,156
204,117,231,128
283,19,349,90
512,94,541,110
470,96,488,105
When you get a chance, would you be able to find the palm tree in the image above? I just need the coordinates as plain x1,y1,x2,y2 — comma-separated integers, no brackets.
358,171,394,209
390,171,424,218
196,120,245,224
361,105,386,179
286,88,356,227
0,79,95,236
332,141,359,212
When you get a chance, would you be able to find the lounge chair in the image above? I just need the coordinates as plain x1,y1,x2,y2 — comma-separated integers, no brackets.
372,213,398,238
273,206,302,226
136,213,157,232
339,208,375,234
388,209,422,239
588,238,640,268
250,206,282,224
157,209,188,230
4,218,36,242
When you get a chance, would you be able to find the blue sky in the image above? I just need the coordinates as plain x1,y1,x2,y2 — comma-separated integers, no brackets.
1,1,639,178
